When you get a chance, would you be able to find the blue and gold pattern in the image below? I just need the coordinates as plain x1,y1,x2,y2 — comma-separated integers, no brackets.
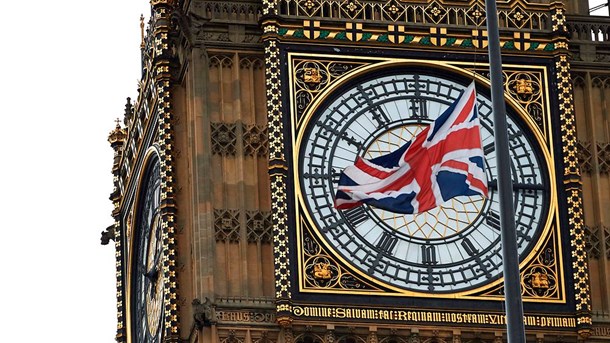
268,0,561,53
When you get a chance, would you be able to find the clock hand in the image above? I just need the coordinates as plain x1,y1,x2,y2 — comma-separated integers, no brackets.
144,267,159,280
145,245,162,280
487,179,545,191
152,232,163,270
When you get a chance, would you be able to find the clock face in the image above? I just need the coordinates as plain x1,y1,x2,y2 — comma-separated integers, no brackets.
132,160,164,343
297,69,551,294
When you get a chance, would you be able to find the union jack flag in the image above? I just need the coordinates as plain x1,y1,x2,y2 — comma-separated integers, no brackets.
334,82,488,214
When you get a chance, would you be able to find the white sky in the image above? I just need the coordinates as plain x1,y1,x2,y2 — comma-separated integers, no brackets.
591,0,610,15
0,1,150,341
0,1,607,342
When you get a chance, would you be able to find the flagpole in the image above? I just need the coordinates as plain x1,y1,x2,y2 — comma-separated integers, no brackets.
484,0,527,342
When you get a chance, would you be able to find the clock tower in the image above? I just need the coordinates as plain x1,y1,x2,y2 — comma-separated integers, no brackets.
104,0,610,342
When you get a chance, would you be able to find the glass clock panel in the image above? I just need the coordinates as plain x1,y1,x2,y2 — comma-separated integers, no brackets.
297,71,549,293
133,160,164,343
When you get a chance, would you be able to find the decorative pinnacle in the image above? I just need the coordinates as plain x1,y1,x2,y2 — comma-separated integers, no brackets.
140,14,145,49
150,0,175,6
108,118,127,146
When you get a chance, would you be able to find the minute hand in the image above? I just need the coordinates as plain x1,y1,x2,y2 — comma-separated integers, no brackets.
487,179,545,191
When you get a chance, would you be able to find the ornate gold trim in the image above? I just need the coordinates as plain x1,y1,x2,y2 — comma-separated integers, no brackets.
300,217,384,292
290,55,561,301
555,54,593,337
264,31,293,318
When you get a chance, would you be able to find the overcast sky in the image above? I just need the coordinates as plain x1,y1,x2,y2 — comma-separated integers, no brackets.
0,1,149,341
0,1,607,342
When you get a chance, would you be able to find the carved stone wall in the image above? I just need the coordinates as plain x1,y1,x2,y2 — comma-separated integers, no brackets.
205,52,273,299
571,72,610,322
188,0,263,48
567,15,610,65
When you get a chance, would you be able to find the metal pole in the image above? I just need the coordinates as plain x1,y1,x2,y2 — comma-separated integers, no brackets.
484,0,527,342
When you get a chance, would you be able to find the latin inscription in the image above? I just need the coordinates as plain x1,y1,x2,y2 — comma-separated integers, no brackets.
592,326,610,337
216,310,276,323
292,306,576,328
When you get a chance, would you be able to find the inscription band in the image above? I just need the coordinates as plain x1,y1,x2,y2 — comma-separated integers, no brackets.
216,310,276,323
293,306,576,328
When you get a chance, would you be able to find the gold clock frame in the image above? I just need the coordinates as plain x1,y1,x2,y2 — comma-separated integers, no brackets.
289,54,564,303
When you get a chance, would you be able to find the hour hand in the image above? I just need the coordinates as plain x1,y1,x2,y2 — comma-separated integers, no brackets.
144,266,159,280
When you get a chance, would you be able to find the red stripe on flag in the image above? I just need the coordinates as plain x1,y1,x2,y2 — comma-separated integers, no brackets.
354,157,394,179
467,173,488,195
335,201,361,210
454,91,476,125
426,126,483,156
440,160,469,171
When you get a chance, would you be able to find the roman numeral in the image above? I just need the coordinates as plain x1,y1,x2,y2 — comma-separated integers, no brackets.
371,108,391,128
356,84,391,128
409,98,428,119
486,210,501,231
410,74,429,119
342,206,368,226
483,142,495,155
376,232,398,254
461,237,479,257
421,245,438,265
368,232,398,273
